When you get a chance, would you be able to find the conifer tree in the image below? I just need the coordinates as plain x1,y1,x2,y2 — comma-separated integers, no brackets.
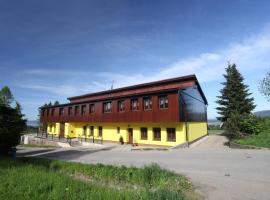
216,63,255,122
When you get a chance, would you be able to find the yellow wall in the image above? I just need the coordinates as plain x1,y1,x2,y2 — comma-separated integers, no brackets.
187,122,208,142
46,121,207,147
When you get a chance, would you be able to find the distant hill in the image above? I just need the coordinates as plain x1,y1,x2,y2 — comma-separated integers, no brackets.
26,120,39,127
254,110,270,118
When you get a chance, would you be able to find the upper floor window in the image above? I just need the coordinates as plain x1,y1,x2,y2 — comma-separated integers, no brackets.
81,105,86,115
47,109,49,116
59,107,64,116
167,128,176,142
143,97,152,111
159,95,168,109
131,98,139,111
103,102,112,113
51,108,55,116
118,100,125,112
89,104,95,114
42,109,45,116
68,107,73,116
153,128,161,141
75,106,79,115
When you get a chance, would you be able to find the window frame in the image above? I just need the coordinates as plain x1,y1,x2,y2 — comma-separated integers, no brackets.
90,126,94,136
59,107,64,116
81,105,86,116
153,127,161,141
159,95,169,109
118,100,125,112
75,106,79,115
143,97,152,111
103,101,112,113
131,98,139,111
89,104,95,114
68,106,73,116
167,128,176,142
140,127,148,140
98,126,103,137
51,108,55,116
117,127,120,134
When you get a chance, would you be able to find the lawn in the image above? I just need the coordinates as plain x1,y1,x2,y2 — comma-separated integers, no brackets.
234,118,270,148
0,157,199,200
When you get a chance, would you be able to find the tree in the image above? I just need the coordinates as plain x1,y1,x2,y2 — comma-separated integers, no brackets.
216,63,256,123
0,86,14,106
0,98,26,155
54,100,60,105
259,71,270,101
48,101,52,106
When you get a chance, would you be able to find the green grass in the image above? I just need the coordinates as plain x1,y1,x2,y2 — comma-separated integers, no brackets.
234,118,270,148
0,157,199,200
208,129,224,135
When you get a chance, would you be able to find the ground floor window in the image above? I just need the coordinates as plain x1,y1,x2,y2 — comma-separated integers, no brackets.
153,128,161,141
167,128,176,142
83,126,87,136
98,126,102,137
117,127,120,134
90,126,94,136
140,127,148,140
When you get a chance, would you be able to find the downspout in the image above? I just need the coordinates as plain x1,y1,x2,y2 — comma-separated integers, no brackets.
178,89,189,147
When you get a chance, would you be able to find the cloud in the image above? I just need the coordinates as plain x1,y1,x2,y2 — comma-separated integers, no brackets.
19,26,270,98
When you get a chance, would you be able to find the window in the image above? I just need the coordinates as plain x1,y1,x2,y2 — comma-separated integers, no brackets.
143,97,152,110
118,100,125,112
81,105,86,115
59,107,64,116
90,126,94,136
131,98,139,111
159,95,168,109
153,128,161,141
75,106,79,115
42,109,45,116
83,126,87,136
117,127,120,134
98,126,102,137
103,102,112,113
68,107,72,115
89,104,95,114
51,108,55,116
49,125,52,132
140,127,148,140
47,109,49,116
167,128,176,142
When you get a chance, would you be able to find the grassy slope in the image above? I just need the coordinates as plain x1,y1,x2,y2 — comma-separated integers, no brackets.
0,157,198,200
234,118,270,148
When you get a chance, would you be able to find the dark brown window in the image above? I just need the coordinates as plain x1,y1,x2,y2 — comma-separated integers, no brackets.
75,106,79,115
81,105,86,115
117,127,120,134
98,126,102,137
89,104,95,114
103,102,112,113
51,108,55,116
118,100,125,112
141,127,148,140
159,95,168,109
90,126,94,136
42,109,45,116
167,128,176,142
68,107,73,115
47,109,49,116
83,126,87,136
143,97,152,110
153,128,161,141
59,107,64,116
131,98,139,111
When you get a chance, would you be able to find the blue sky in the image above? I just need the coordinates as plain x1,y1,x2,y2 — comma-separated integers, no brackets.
0,0,270,120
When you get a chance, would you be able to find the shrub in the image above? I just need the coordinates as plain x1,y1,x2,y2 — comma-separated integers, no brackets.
239,114,263,135
224,112,241,138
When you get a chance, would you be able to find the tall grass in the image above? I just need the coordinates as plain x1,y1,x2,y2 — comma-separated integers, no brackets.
0,158,197,200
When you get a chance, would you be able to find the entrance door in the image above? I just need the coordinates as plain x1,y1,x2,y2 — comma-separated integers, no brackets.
128,128,133,144
60,123,65,138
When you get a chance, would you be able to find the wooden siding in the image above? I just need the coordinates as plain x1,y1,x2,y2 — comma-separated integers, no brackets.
41,93,180,123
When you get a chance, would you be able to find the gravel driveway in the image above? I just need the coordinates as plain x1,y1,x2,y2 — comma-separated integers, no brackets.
17,136,270,200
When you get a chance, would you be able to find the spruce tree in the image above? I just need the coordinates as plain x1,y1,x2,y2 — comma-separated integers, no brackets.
216,63,255,122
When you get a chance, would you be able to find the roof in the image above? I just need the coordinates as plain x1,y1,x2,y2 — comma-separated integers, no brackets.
68,74,199,100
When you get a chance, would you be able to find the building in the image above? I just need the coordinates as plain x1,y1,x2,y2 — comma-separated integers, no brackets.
40,75,208,147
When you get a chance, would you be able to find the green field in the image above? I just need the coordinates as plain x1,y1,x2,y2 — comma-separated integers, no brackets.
234,118,270,148
0,157,199,200
208,129,224,135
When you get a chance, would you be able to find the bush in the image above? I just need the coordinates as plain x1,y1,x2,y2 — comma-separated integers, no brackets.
239,115,263,135
224,112,241,138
